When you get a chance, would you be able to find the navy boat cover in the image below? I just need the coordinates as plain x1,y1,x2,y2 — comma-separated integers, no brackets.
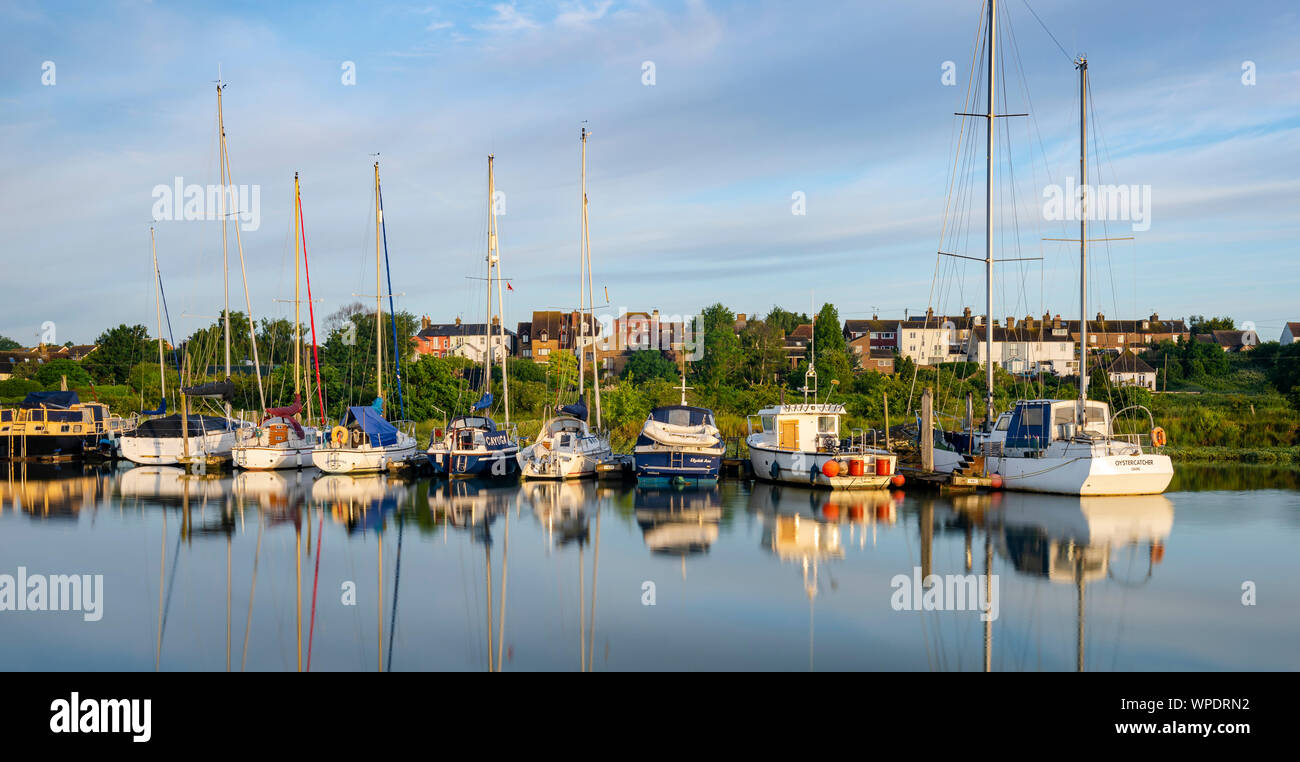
341,406,399,447
20,391,79,409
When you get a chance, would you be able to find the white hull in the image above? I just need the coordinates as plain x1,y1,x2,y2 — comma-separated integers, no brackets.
232,442,317,470
747,441,895,490
312,437,418,475
992,451,1173,496
120,429,240,466
517,442,609,479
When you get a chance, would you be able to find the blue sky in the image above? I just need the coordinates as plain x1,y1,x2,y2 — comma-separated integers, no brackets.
1,0,1297,347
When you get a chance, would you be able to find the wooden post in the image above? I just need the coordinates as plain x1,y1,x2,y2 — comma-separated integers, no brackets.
882,392,890,452
921,387,934,472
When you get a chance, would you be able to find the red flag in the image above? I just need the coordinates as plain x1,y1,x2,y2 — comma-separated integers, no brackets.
506,282,514,291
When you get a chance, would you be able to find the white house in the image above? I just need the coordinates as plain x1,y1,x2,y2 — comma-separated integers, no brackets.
1107,351,1157,390
968,317,1078,376
1281,322,1300,344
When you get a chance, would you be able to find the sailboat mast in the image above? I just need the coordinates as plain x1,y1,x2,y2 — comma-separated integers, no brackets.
577,129,587,401
582,126,602,429
152,227,165,405
294,173,302,401
374,161,384,406
1077,56,1089,417
487,156,496,401
217,83,232,418
983,0,997,428
488,155,510,426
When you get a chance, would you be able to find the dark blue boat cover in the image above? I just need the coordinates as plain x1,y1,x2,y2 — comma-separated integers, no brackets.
20,391,79,409
472,392,493,411
558,394,588,422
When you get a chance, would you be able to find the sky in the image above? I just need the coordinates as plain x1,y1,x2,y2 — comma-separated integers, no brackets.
1,0,1297,348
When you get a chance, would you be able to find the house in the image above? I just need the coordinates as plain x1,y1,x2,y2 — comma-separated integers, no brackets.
1195,329,1259,352
969,316,1078,376
412,316,513,362
1067,312,1190,352
594,309,688,375
842,317,901,351
897,307,979,367
783,324,813,368
1281,323,1300,344
518,310,599,364
1107,351,1157,390
0,343,100,381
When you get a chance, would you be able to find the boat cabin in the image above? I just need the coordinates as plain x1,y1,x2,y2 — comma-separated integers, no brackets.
750,404,845,453
647,405,716,428
998,399,1112,448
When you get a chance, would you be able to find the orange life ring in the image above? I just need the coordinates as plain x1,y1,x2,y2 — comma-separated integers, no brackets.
1150,427,1166,447
331,426,348,447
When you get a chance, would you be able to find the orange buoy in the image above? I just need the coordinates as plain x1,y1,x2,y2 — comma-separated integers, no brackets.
989,473,1003,489
821,460,841,478
890,474,905,487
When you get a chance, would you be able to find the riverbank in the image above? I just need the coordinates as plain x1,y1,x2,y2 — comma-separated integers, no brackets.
1165,445,1300,465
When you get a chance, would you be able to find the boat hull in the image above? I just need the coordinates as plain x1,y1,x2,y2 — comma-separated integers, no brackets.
747,442,895,490
427,447,520,478
312,441,418,474
0,433,87,460
232,442,317,470
120,429,240,466
633,448,721,485
991,452,1174,496
517,444,608,480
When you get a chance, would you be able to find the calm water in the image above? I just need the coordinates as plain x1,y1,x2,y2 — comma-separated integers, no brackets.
1,462,1297,671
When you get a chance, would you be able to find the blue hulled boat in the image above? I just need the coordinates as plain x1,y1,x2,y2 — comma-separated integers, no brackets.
427,410,520,479
633,405,724,486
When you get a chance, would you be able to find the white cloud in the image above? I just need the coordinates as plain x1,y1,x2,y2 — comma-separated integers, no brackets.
426,20,453,31
556,0,613,27
475,3,539,32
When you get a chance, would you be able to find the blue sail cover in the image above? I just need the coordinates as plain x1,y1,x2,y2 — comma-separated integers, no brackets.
558,394,588,422
342,406,400,447
372,396,384,415
141,399,167,416
471,392,493,411
20,391,79,409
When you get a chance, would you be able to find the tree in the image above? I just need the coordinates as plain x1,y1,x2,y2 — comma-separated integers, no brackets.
693,303,740,387
738,318,787,385
35,359,91,390
1188,315,1235,334
82,324,152,385
763,306,809,335
0,335,21,351
621,350,679,385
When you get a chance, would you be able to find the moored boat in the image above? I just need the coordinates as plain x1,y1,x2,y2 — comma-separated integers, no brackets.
746,402,898,489
633,405,724,485
312,406,418,475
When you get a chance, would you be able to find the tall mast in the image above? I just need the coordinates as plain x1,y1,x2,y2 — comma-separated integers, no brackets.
487,156,496,401
152,227,165,406
1077,56,1089,418
581,126,601,428
577,130,587,404
983,0,997,428
217,83,232,419
294,172,302,402
374,161,384,407
487,155,510,426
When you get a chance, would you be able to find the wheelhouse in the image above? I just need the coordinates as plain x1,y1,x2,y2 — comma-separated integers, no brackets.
748,403,845,452
647,405,715,427
1002,399,1112,448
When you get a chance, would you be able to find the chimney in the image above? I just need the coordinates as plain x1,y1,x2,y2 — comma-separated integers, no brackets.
872,313,878,320
1149,312,1159,322
925,306,934,320
421,315,431,331
1006,316,1015,330
1096,312,1105,322
455,316,462,326
737,313,746,323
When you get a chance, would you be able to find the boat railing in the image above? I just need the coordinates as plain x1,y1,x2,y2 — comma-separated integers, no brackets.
394,419,417,439
745,414,762,436
1110,404,1160,453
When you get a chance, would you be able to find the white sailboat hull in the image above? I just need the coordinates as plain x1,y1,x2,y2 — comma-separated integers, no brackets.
233,441,318,470
120,429,241,466
517,440,610,480
992,451,1173,496
312,437,418,475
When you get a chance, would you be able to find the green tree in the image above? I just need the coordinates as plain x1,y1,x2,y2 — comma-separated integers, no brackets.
763,306,809,335
0,335,21,351
694,303,740,387
1188,315,1235,334
738,318,787,386
34,359,91,389
82,324,152,385
621,350,679,385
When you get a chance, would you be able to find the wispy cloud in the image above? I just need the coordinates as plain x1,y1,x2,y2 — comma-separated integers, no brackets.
556,0,612,27
475,3,539,32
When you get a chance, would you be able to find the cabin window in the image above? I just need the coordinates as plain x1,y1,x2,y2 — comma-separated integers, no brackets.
817,416,837,434
667,409,691,427
1022,408,1043,427
760,415,775,433
996,415,1011,431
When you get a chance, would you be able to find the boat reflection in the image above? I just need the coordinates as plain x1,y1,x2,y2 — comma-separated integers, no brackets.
428,477,519,544
312,473,403,534
524,479,595,548
633,485,721,556
1,461,111,519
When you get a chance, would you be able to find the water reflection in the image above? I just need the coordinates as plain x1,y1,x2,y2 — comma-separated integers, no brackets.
1,463,1296,671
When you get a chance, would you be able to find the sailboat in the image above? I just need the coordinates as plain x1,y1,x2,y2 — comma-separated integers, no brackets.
233,173,322,469
312,161,418,474
517,127,612,479
121,209,249,466
426,156,521,479
928,1,1172,495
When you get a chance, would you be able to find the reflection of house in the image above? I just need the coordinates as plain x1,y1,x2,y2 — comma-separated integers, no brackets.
1107,351,1156,390
1195,329,1258,352
413,316,513,361
1282,322,1300,344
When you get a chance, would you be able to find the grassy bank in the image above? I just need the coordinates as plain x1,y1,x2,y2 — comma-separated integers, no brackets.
1164,445,1300,465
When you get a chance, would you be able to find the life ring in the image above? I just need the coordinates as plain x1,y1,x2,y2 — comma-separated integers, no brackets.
1150,427,1166,447
331,426,348,447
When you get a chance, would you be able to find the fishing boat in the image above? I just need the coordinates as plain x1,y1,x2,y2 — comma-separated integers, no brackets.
925,1,1172,495
633,372,724,485
747,402,898,489
427,156,520,479
517,127,611,479
312,161,418,474
233,173,323,470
